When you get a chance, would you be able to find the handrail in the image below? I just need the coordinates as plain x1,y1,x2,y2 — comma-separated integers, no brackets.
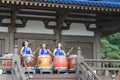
12,53,26,80
13,60,26,80
84,59,120,70
83,58,120,80
0,57,12,60
84,59,120,62
78,61,101,80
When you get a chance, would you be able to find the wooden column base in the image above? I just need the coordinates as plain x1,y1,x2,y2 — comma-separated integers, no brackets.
116,70,120,80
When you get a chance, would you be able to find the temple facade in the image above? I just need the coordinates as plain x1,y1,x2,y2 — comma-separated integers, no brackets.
0,0,120,59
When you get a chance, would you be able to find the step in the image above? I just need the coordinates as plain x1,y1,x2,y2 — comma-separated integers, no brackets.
26,74,77,80
100,76,112,80
0,74,12,80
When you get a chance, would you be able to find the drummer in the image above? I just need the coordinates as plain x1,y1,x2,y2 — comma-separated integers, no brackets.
20,40,32,56
39,43,52,56
53,42,68,56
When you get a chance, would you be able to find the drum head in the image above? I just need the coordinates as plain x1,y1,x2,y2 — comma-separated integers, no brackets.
22,54,34,57
38,55,50,58
24,56,34,64
69,55,77,58
55,55,66,58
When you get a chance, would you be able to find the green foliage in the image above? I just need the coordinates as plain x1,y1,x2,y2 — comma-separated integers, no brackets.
101,32,120,59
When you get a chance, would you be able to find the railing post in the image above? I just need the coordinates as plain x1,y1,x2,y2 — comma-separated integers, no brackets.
14,45,18,55
105,69,109,76
12,45,19,80
116,70,120,80
76,47,84,80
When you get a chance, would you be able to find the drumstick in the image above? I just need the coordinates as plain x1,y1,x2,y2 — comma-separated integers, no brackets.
67,47,73,54
35,46,40,54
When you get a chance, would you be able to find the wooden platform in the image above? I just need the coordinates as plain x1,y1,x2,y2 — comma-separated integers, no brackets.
100,76,112,80
26,74,77,80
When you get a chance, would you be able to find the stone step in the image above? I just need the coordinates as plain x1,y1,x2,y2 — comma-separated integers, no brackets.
26,74,77,80
100,76,112,80
0,74,12,80
1,73,113,80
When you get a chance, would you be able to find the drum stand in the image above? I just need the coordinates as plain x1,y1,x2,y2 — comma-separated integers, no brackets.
39,68,53,74
56,69,68,74
23,68,35,74
68,69,76,73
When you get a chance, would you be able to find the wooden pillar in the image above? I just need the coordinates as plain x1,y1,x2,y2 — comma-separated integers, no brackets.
8,7,18,53
93,31,102,75
54,10,66,44
54,28,62,44
8,27,16,53
93,31,102,59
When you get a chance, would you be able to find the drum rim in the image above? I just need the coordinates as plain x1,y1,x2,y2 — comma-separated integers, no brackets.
38,67,52,69
68,55,77,58
54,56,66,58
22,54,35,57
22,67,35,69
37,55,51,58
54,67,68,69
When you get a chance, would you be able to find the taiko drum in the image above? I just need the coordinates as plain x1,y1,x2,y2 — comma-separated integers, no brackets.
37,55,52,69
54,56,68,69
2,54,13,67
68,55,77,70
22,54,36,68
2,60,12,67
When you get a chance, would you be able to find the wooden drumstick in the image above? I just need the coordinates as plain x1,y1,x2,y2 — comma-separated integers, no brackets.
35,46,40,54
67,47,73,54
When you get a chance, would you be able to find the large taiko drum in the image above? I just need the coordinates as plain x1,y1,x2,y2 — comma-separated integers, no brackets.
21,54,36,68
37,55,52,69
68,55,77,70
2,54,13,67
54,56,68,69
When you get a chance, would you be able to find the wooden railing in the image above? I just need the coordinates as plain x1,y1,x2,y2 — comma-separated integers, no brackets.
84,59,120,79
76,47,101,80
12,56,26,80
77,61,101,80
0,53,26,80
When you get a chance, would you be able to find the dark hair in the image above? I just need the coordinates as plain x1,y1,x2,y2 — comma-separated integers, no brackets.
56,42,62,49
41,43,47,49
22,40,28,47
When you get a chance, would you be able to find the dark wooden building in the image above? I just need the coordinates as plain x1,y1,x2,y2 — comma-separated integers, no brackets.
0,0,120,59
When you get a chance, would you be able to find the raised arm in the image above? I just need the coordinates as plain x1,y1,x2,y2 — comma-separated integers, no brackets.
47,49,52,55
20,47,24,55
53,49,57,56
29,48,33,54
39,49,42,55
62,50,66,56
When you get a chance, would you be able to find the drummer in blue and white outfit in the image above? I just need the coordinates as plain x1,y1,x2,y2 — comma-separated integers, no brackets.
39,43,52,55
53,42,68,56
20,40,32,56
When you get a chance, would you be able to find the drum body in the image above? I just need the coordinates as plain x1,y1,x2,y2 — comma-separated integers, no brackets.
54,56,68,69
22,54,36,68
37,55,52,69
68,55,77,70
2,54,13,67
2,60,12,67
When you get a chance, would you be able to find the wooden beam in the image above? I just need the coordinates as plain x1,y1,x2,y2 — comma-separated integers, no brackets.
0,23,26,27
19,10,56,16
43,20,71,30
20,19,27,27
102,27,120,37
